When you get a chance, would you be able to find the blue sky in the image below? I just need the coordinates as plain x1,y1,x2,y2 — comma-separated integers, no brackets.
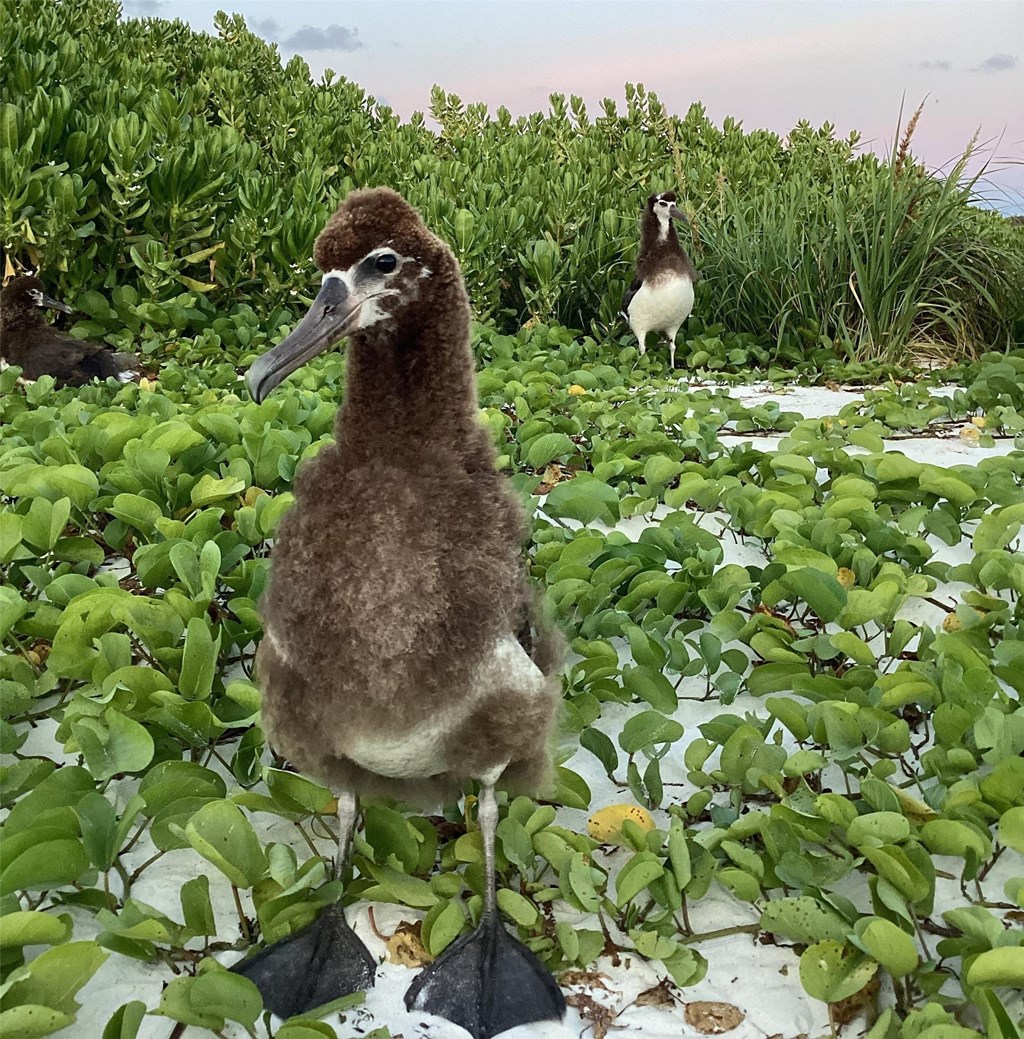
125,1,1024,212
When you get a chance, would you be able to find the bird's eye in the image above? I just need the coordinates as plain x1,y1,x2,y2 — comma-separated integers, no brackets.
375,254,398,273
658,200,669,207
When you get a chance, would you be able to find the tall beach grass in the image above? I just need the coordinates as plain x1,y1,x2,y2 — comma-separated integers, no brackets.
694,102,1024,364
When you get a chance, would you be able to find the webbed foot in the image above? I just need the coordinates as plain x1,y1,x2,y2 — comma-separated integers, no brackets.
404,912,565,1038
230,902,376,1018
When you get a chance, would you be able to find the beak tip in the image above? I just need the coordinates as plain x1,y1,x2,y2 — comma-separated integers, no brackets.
244,373,265,404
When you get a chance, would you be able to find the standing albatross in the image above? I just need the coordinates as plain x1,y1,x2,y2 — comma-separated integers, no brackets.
232,188,566,1037
621,191,699,369
0,276,138,386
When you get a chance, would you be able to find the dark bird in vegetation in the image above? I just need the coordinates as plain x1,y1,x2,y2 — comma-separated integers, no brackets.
232,188,566,1037
0,276,138,387
621,191,699,368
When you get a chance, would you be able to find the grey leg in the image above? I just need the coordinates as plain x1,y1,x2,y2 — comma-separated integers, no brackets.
478,782,499,919
405,773,565,1037
335,789,357,881
230,786,376,1015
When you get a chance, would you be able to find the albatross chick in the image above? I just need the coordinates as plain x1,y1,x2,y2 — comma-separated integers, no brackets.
0,276,138,386
232,187,566,1039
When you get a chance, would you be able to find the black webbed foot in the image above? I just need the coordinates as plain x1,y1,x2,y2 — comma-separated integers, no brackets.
230,902,376,1018
404,912,565,1038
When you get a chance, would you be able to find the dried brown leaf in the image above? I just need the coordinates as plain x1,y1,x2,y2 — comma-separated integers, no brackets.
829,975,880,1027
536,463,566,495
634,979,677,1008
565,992,615,1039
559,969,611,991
684,1001,745,1034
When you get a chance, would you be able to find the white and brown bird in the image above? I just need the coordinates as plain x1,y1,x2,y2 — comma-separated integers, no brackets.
621,191,699,368
231,188,566,1038
0,276,138,386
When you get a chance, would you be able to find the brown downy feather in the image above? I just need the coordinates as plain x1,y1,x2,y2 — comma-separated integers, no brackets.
0,276,137,386
257,188,563,807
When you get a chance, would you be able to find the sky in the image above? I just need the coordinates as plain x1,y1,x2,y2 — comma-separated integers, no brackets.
122,0,1024,213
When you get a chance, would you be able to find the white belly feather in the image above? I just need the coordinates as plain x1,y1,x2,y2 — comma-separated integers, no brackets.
346,634,547,779
628,275,694,337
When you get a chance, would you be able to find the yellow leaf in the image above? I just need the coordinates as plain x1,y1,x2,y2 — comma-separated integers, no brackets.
385,927,431,967
888,786,938,823
180,276,219,293
836,568,856,589
587,804,655,844
568,384,587,396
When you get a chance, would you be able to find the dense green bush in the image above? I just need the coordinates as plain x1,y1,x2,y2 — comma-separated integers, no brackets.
2,0,1021,362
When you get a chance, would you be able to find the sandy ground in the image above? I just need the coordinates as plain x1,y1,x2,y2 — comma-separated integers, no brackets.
11,382,1022,1039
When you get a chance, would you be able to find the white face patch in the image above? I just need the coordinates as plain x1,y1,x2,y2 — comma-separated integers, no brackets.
322,268,355,290
0,356,35,387
654,195,678,239
28,289,45,306
324,250,431,332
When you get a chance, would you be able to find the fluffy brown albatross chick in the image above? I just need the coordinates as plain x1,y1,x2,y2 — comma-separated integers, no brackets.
0,276,138,386
231,188,566,1037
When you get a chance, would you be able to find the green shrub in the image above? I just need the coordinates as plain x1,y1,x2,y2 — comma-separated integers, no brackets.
3,0,1020,362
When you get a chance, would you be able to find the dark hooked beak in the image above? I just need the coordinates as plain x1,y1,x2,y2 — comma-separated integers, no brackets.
668,205,688,223
39,292,72,314
247,277,360,403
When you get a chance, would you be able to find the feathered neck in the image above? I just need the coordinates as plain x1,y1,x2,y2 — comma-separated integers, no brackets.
636,211,697,283
334,284,485,469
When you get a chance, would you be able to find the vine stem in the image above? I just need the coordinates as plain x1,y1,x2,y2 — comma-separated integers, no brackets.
679,895,692,934
976,844,1004,883
292,819,321,859
910,910,932,962
678,921,759,945
231,885,251,943
127,849,166,887
122,816,152,854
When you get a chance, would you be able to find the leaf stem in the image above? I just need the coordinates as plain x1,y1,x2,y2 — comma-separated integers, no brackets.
231,885,251,943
